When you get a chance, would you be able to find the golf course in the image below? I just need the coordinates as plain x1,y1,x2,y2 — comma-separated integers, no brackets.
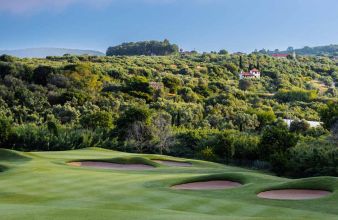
0,148,337,220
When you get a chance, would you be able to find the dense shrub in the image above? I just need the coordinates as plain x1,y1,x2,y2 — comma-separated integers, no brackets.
0,115,12,146
286,138,338,177
275,89,317,102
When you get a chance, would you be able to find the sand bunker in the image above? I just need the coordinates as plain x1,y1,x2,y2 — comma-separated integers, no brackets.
68,161,155,170
172,180,242,190
257,189,331,200
152,160,192,167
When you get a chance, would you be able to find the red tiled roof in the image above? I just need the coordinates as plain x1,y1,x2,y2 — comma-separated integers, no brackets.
272,54,288,57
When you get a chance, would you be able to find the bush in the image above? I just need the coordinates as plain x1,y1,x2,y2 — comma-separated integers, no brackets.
290,119,310,134
260,125,298,160
0,115,12,146
287,138,338,177
80,111,113,130
320,102,338,130
275,89,317,102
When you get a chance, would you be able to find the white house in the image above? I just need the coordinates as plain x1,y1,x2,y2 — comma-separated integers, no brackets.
239,68,261,80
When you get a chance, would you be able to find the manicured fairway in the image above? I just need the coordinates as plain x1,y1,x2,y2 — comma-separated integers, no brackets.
0,148,337,220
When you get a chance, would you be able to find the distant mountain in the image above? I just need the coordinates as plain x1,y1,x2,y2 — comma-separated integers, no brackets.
258,44,338,57
0,48,105,58
292,45,338,56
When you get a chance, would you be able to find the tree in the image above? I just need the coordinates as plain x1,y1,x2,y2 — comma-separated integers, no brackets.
115,106,151,141
290,119,310,134
47,121,59,137
33,66,54,85
52,103,80,124
287,47,294,52
125,121,153,153
260,125,298,160
239,79,252,91
219,49,228,55
320,102,338,130
106,40,179,56
151,112,173,154
0,115,12,146
234,113,260,132
255,110,276,129
0,54,16,62
239,56,243,69
80,111,113,130
162,75,181,93
331,121,338,144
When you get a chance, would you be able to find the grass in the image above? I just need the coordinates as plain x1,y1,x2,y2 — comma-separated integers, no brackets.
0,147,337,220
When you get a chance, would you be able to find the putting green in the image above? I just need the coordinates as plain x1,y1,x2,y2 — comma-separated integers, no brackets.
0,148,337,220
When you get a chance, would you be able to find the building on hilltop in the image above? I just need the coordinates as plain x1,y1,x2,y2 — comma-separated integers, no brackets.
239,68,261,79
272,51,296,59
271,54,289,58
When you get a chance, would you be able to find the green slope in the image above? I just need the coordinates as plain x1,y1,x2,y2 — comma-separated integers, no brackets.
0,148,337,220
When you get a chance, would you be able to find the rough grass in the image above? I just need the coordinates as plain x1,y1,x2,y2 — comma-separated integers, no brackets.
0,164,7,172
0,147,337,220
171,173,248,187
70,156,160,167
0,149,30,162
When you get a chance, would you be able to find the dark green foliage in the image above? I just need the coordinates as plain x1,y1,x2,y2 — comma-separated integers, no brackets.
115,106,151,141
239,79,252,91
0,115,12,146
254,110,276,129
162,75,181,93
106,40,179,56
304,126,328,137
287,138,338,177
33,66,55,85
80,111,113,129
126,76,152,93
260,124,298,160
275,89,317,102
320,102,338,129
47,121,59,137
290,119,310,134
218,49,228,55
125,76,153,102
0,54,16,62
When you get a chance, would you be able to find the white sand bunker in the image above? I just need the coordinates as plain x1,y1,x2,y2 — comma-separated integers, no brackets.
68,161,155,170
152,160,192,167
257,189,331,200
172,180,242,190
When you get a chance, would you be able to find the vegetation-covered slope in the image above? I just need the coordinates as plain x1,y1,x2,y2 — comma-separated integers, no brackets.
0,52,337,177
260,44,338,57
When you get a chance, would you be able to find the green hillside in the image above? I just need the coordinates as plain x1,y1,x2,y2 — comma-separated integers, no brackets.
0,52,337,178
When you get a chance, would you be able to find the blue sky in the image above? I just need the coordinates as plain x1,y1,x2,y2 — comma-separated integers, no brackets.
0,0,337,53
